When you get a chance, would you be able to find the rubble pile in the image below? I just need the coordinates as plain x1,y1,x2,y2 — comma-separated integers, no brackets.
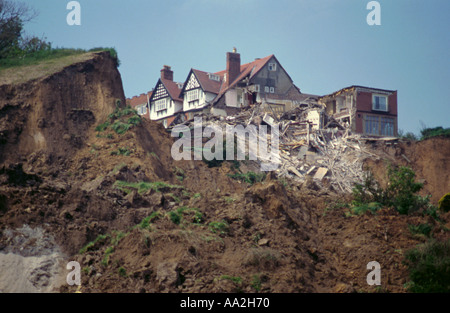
172,102,395,193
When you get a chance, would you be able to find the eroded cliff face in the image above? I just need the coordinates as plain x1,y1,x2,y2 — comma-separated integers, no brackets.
0,51,125,163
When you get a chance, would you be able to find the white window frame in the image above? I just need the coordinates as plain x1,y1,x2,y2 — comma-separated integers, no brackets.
264,86,270,93
254,84,260,92
155,98,167,111
187,89,199,102
270,87,275,93
372,94,388,112
268,63,277,71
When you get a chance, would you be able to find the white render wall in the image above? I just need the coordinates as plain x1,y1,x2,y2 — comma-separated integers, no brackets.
150,97,183,121
183,90,217,112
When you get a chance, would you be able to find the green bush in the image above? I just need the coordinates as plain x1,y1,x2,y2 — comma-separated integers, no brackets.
438,193,450,212
352,166,431,215
420,126,450,140
404,239,450,292
385,166,425,214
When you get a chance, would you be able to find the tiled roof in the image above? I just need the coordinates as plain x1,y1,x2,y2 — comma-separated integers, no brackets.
128,91,152,107
161,78,183,102
214,54,274,94
191,69,223,94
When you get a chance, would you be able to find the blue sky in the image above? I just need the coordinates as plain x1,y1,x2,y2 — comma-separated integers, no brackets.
21,0,450,135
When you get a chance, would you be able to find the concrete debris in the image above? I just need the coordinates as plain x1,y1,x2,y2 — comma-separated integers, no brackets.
171,102,398,193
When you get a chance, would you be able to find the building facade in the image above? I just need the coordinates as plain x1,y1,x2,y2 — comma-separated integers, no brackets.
319,85,398,137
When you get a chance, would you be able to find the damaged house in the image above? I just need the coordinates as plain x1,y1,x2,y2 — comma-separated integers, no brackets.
140,49,305,128
319,86,398,137
128,50,398,137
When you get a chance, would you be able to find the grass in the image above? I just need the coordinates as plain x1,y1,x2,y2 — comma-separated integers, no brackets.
138,212,161,230
0,47,119,85
228,171,266,185
79,234,109,254
168,207,203,225
110,147,131,156
403,239,450,292
408,223,432,239
114,180,183,194
208,220,229,235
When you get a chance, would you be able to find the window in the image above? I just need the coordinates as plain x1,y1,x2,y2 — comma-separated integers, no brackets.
254,84,260,92
268,63,277,71
270,87,275,93
373,95,388,111
380,117,395,136
264,86,270,93
155,99,167,111
187,89,199,102
365,115,379,135
208,73,220,81
364,115,395,136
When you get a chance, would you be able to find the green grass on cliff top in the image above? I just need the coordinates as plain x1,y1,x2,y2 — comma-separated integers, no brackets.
0,48,118,86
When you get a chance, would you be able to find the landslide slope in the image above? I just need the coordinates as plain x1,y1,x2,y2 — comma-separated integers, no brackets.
0,52,448,293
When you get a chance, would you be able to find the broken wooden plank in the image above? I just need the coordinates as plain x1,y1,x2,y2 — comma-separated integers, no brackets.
313,167,328,180
288,166,303,178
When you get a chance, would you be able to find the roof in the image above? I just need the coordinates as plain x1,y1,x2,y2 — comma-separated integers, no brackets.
214,54,274,94
128,91,152,107
192,69,223,94
160,78,183,102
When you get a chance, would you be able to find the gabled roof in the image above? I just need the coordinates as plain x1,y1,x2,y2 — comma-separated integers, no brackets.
180,69,224,96
151,78,183,102
192,69,223,94
214,54,274,95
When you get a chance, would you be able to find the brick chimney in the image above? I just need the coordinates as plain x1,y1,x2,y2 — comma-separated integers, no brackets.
225,48,240,88
161,65,173,81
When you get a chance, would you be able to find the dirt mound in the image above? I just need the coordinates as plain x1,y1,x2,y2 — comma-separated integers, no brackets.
364,136,450,205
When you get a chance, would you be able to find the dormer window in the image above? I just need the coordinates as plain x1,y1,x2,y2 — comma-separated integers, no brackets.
208,73,220,82
268,63,277,71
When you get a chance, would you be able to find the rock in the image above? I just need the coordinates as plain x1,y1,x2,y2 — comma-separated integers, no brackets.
257,238,270,246
156,261,179,289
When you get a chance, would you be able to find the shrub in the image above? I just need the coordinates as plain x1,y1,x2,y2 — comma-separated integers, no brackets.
408,223,432,238
420,126,450,140
384,166,425,214
352,166,430,215
118,267,127,277
404,239,450,292
438,193,450,213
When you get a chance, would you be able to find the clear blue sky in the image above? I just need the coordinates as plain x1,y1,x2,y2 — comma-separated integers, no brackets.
21,0,450,135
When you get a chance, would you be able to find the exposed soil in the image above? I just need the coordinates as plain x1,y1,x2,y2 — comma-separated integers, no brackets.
0,52,449,293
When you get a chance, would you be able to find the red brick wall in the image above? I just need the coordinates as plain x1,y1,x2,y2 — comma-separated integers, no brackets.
355,90,398,135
